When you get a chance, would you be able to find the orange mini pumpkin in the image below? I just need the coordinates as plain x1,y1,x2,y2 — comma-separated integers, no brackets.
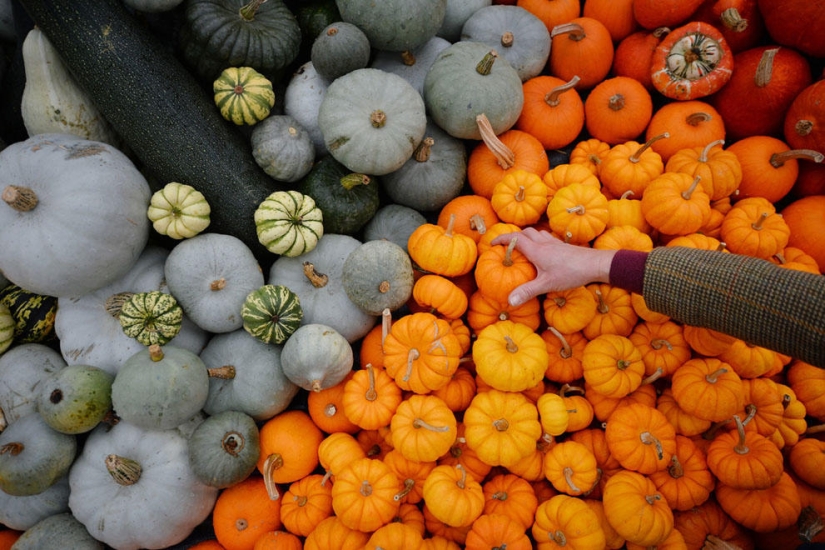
548,17,615,90
665,139,742,201
720,196,790,260
602,470,674,547
407,216,478,277
467,288,541,333
491,169,550,227
422,464,486,528
280,474,333,537
648,435,715,512
605,402,678,474
464,514,532,550
436,195,499,244
463,389,542,468
303,515,370,550
331,457,402,533
543,440,601,497
257,410,324,500
582,283,638,340
581,333,645,399
317,432,367,486
543,286,598,334
541,328,587,385
599,136,666,198
473,319,549,393
482,474,539,530
546,182,610,245
342,363,403,430
641,172,712,236
569,137,611,177
706,414,784,490
670,357,745,423
412,274,469,320
213,475,282,550
532,494,608,550
517,75,585,150
473,238,538,305
715,472,802,533
391,394,458,463
584,76,654,145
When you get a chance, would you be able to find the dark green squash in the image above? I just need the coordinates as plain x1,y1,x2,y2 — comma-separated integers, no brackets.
241,284,303,344
0,284,57,344
17,0,285,257
299,155,380,235
295,0,342,51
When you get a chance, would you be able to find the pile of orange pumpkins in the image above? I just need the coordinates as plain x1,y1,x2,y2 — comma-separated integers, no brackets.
3,0,825,549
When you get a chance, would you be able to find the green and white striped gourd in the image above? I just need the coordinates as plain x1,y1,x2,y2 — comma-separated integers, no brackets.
254,190,324,257
213,66,276,126
146,182,211,240
118,290,183,346
241,284,303,345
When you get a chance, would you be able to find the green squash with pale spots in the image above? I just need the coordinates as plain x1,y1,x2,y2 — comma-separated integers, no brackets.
37,364,114,434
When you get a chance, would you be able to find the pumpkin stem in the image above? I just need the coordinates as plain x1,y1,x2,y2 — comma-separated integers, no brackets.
148,344,164,362
686,112,713,127
548,327,573,359
403,348,420,382
616,358,631,371
650,338,673,351
310,379,323,392
475,50,498,76
469,213,488,235
360,479,373,496
668,453,685,478
794,119,814,139
594,288,609,314
493,418,510,432
443,213,459,237
455,463,468,489
502,236,517,267
105,454,142,486
563,466,582,493
500,30,514,48
769,149,825,168
476,113,515,169
364,363,378,401
751,211,769,231
550,22,586,41
378,280,391,294
640,431,665,460
642,367,665,385
705,367,728,383
753,48,778,88
798,505,825,543
805,423,825,435
412,417,450,432
263,453,283,500
0,442,22,456
620,190,635,200
207,365,237,379
222,431,246,457
544,75,581,107
393,478,415,501
414,137,434,162
565,204,586,215
370,110,387,129
514,185,527,202
503,335,519,353
238,0,265,21
1,185,38,211
699,139,725,163
303,261,329,288
681,175,702,200
210,278,227,291
732,415,750,455
400,50,416,66
630,133,669,163
559,383,584,398
341,173,371,190
653,26,671,38
548,530,567,546
381,308,392,348
644,493,662,505
720,7,748,32
492,491,508,501
104,292,134,318
703,535,743,549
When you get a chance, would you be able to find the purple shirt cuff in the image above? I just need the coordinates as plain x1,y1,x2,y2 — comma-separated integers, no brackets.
609,249,649,295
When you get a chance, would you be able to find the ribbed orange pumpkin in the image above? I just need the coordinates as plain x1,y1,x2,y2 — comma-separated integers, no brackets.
670,357,745,423
331,457,401,533
473,238,538,305
407,217,478,277
491,169,550,227
720,196,790,260
602,470,674,547
641,172,712,236
473,319,550,393
391,394,457,463
648,435,715,512
463,389,542,468
706,414,784,490
665,139,742,201
531,494,608,549
546,182,610,245
599,136,666,198
581,333,645,399
605,402,678,474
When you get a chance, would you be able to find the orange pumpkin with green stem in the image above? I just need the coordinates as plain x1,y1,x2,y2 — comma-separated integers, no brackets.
517,75,585,150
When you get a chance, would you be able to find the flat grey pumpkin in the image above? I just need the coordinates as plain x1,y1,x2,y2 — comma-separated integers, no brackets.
335,0,447,52
251,115,316,183
363,204,428,253
9,512,104,550
311,21,371,81
188,409,260,489
0,474,70,531
341,239,414,316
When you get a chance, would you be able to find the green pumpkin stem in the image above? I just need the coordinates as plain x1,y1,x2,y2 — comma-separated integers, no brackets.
239,0,266,21
475,50,498,76
105,454,142,486
341,173,371,190
2,185,38,211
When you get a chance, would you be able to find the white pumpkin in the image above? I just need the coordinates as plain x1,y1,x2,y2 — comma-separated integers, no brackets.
68,421,218,550
0,343,66,427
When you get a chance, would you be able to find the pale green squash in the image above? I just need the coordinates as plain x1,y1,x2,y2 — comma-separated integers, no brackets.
36,364,114,434
255,190,325,257
187,410,261,489
9,512,104,549
0,474,70,531
341,239,414,315
280,323,353,392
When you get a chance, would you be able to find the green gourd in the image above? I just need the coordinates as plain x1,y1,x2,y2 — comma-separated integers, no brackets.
341,239,414,316
311,21,371,81
241,284,304,345
36,364,114,435
0,413,77,496
255,190,325,257
213,66,276,126
118,290,183,346
0,284,57,345
187,410,261,489
299,154,381,235
110,344,210,431
280,323,354,392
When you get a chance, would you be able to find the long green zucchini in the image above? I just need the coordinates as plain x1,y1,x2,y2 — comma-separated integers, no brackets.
18,0,284,256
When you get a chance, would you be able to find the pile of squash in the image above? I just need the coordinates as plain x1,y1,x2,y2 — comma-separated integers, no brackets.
1,0,825,548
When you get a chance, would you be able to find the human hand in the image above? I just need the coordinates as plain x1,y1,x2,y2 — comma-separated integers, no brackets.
490,227,618,306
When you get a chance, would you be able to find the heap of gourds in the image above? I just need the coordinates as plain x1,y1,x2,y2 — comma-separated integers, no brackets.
1,0,825,549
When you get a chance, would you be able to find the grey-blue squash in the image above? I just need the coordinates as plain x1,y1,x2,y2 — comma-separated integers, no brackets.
187,410,260,489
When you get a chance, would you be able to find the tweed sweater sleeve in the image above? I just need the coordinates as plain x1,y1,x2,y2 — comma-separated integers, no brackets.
638,246,825,368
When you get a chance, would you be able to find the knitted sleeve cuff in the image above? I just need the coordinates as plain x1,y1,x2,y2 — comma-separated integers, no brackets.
609,249,649,295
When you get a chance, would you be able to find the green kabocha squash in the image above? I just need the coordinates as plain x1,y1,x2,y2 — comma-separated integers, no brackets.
146,182,211,240
187,409,260,488
437,0,491,42
36,364,114,435
110,344,210,431
9,512,104,550
296,0,343,51
0,413,77,497
335,0,447,52
341,239,414,316
0,474,71,532
181,0,302,82
255,190,325,257
241,284,303,345
213,66,276,126
200,329,299,420
317,67,428,175
118,290,183,346
0,302,13,355
311,21,371,81
424,40,524,139
0,284,56,344
280,323,353,392
299,155,380,235
251,115,316,183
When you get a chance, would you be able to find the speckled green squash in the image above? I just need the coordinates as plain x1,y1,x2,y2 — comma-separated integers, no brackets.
0,302,15,355
213,66,276,126
242,284,303,344
255,190,324,257
36,364,114,435
187,410,260,489
118,290,183,346
0,284,57,344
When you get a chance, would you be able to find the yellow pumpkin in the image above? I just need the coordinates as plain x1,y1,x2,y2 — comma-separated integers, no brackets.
472,320,550,393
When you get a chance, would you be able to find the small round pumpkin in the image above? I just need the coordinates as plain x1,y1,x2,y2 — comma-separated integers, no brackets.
213,66,276,126
391,394,458,463
36,364,113,435
341,239,415,316
254,190,324,257
280,323,354,393
331,457,402,533
463,389,542,468
531,494,607,550
602,470,674,547
118,290,183,347
311,21,371,81
147,182,211,240
187,410,261,489
473,319,549,393
422,464,485,528
251,115,316,183
241,284,303,345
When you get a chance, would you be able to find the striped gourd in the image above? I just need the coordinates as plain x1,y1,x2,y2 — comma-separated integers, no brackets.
242,284,303,345
0,284,57,344
118,290,183,346
213,66,276,126
254,190,324,257
0,302,14,354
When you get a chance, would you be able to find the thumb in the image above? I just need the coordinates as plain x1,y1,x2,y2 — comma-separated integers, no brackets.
507,280,542,307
